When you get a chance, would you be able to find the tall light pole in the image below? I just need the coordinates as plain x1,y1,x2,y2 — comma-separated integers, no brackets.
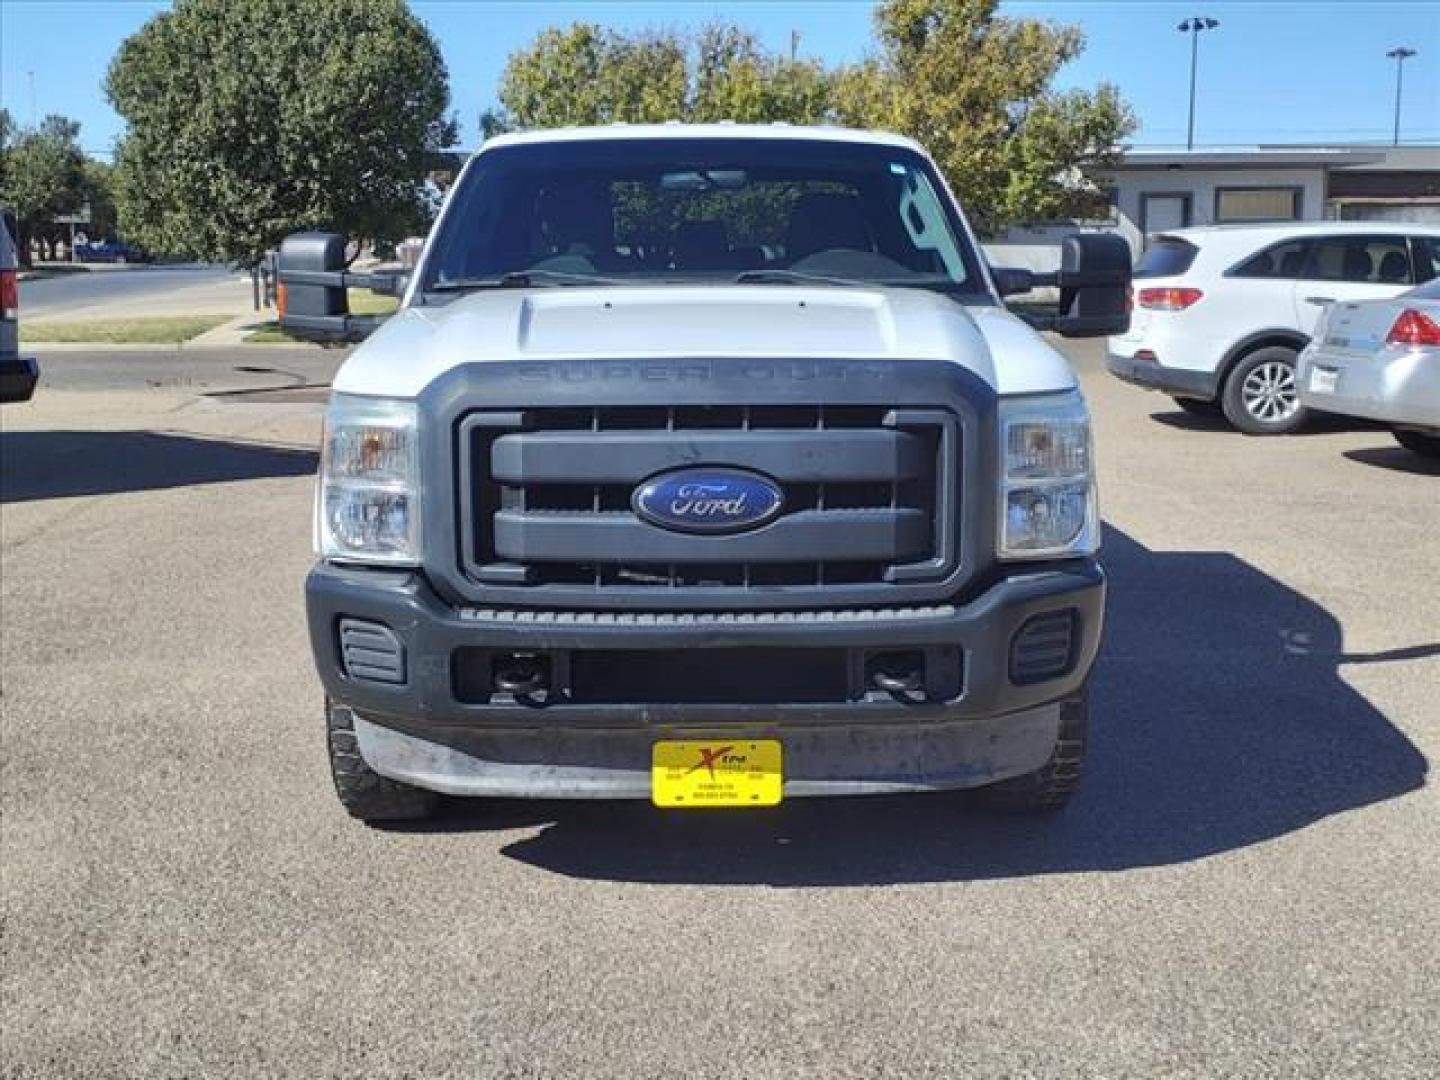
1178,17,1219,150
1386,47,1417,145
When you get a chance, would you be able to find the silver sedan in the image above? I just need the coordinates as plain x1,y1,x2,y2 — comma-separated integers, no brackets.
1298,276,1440,458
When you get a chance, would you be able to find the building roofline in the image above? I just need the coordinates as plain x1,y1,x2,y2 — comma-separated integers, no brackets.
1115,147,1386,170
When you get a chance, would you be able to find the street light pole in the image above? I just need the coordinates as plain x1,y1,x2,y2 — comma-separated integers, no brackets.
1386,47,1417,146
1178,17,1220,151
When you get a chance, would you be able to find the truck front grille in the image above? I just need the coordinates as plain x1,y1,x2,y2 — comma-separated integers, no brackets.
457,404,960,604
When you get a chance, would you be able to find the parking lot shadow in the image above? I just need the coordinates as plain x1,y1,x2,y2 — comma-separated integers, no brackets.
1149,408,1380,435
0,430,317,503
1343,445,1440,477
447,526,1428,885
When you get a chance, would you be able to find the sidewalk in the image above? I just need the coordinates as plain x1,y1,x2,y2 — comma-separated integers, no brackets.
188,313,290,346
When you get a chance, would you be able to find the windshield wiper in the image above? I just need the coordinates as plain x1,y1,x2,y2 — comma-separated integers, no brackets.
735,269,976,294
733,269,871,287
430,270,623,291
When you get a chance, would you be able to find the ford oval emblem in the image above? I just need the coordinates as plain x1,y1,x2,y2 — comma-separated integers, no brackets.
632,468,784,534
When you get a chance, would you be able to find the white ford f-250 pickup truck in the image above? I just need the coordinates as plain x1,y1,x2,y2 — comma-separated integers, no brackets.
278,124,1131,823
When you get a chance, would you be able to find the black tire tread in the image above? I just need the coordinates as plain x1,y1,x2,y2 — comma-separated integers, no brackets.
327,700,438,822
978,686,1088,814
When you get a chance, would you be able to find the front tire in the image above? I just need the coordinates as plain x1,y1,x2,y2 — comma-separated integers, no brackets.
1222,346,1308,434
978,684,1088,814
326,699,438,823
1393,429,1440,458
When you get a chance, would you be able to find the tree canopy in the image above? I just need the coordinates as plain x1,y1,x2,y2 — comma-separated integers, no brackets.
489,0,1134,232
105,0,457,268
0,113,91,265
492,22,835,130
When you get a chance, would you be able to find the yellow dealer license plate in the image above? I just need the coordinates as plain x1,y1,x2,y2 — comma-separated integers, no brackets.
651,739,783,808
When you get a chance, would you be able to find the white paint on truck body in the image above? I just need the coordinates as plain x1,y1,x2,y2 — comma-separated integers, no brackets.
334,285,1078,399
334,123,1078,402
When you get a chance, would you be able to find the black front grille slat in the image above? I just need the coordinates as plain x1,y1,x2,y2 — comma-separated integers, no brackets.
461,402,958,599
491,428,928,485
493,508,930,564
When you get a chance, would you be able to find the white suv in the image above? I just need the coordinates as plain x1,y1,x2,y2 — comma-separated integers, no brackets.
1107,223,1440,433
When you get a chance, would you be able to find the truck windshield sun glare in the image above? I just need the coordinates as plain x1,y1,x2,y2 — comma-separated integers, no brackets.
318,394,422,565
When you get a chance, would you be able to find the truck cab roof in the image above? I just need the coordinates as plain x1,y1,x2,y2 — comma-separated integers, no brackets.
479,123,925,154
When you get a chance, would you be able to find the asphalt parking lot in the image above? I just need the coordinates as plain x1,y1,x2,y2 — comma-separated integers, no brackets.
2,341,1437,1078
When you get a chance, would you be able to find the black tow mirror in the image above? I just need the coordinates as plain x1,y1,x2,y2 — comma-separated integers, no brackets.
1053,233,1131,337
991,266,1036,298
366,271,409,298
1006,233,1132,339
277,231,393,342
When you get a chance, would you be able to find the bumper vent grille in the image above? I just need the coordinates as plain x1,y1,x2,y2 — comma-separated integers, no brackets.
458,404,959,602
339,619,406,685
1009,611,1077,685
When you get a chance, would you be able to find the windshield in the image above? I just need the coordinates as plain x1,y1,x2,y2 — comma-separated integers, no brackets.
421,137,985,295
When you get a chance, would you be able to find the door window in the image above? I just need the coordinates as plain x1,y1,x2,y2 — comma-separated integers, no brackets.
1231,239,1310,279
1411,237,1440,284
1302,236,1412,283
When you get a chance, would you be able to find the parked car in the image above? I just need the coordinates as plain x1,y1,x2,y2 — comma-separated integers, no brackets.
276,124,1132,823
1,220,40,404
1297,276,1440,458
74,238,152,264
1108,223,1440,434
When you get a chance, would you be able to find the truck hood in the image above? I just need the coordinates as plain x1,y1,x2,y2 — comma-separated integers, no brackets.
333,285,1076,398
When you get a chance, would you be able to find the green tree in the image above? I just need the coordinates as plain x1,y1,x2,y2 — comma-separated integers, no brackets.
490,22,833,132
832,0,1134,231
0,108,14,191
0,114,90,266
490,6,1132,233
105,0,457,269
492,24,687,129
81,159,119,240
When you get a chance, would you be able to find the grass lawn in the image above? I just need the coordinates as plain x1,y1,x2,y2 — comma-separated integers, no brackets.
244,288,398,343
21,315,231,344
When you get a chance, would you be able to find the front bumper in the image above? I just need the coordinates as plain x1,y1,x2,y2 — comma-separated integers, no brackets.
1298,344,1440,429
1107,349,1218,400
0,355,39,404
307,560,1104,798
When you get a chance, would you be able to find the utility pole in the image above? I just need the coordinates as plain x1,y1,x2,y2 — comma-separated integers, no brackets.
1177,17,1219,150
790,30,799,62
27,70,36,126
1386,47,1417,146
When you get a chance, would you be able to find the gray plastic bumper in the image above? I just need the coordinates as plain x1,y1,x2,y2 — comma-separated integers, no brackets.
0,355,39,403
1107,350,1217,399
307,560,1103,797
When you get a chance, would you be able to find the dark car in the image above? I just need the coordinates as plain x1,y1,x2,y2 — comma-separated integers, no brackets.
1,220,40,403
74,238,152,264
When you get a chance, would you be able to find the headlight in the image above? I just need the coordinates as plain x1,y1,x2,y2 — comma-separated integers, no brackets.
317,394,421,564
998,390,1098,559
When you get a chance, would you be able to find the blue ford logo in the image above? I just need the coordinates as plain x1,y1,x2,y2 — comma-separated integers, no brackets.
632,468,784,534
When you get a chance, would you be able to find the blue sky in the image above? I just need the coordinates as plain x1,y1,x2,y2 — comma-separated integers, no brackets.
2,1,1437,157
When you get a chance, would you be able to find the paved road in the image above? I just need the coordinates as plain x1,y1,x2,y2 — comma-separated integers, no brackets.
27,345,344,395
20,264,252,321
2,349,1436,1078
